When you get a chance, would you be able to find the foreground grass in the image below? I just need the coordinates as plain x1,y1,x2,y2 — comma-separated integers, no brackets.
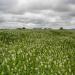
0,29,75,75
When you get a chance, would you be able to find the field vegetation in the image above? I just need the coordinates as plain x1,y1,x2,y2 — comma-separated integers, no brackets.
0,29,75,75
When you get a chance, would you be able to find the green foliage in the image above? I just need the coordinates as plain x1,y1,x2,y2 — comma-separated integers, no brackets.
0,29,75,75
60,27,64,30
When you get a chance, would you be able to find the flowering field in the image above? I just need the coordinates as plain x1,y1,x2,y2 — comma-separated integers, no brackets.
0,29,75,75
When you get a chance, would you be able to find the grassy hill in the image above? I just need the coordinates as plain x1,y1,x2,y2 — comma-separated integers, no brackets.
0,29,75,75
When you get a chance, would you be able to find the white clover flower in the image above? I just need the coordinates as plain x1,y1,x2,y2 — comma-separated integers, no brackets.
69,68,71,72
36,57,39,61
35,67,38,70
44,65,47,68
40,62,43,66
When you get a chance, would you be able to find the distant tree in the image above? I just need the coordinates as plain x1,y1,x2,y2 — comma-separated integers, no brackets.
17,27,26,30
22,27,26,29
44,28,47,30
60,27,63,30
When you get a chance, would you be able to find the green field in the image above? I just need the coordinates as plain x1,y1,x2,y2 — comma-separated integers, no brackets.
0,29,75,75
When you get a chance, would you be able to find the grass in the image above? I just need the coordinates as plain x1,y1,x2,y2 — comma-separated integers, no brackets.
0,29,75,75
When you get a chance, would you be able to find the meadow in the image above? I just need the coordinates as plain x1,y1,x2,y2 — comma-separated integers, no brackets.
0,29,75,75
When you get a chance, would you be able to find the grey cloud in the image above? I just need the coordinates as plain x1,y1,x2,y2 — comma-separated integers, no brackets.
66,0,75,4
0,0,18,13
0,0,75,29
0,0,70,13
0,0,75,14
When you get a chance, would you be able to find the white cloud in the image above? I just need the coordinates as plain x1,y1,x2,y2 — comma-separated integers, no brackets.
0,0,75,29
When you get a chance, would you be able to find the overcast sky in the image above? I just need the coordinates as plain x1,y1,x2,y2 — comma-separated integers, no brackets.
0,0,75,29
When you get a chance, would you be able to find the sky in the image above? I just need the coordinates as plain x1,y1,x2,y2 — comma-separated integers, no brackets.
0,0,75,29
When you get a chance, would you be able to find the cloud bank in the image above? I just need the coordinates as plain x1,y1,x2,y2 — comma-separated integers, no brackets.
0,0,75,29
